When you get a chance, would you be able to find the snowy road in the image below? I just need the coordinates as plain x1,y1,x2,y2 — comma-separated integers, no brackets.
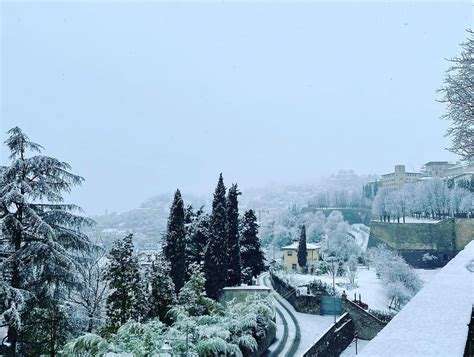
259,272,337,356
258,272,300,357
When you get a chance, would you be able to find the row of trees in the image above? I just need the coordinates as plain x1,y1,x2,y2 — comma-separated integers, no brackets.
308,188,370,209
162,175,265,300
372,179,473,223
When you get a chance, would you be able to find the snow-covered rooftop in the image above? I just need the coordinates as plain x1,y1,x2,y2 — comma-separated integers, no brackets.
281,242,321,250
360,241,474,357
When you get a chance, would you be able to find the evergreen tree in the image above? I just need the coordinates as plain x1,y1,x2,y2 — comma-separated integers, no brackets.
204,174,228,299
185,207,209,276
0,127,94,356
298,225,308,273
147,260,176,323
163,189,186,292
226,184,242,286
105,234,146,331
240,210,265,284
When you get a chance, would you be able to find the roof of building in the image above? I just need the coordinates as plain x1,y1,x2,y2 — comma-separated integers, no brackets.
360,241,474,357
424,161,451,166
281,242,321,250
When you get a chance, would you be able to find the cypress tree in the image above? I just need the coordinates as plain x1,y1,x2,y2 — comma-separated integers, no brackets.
298,225,308,273
226,184,242,286
204,173,228,299
163,189,186,292
185,207,210,276
240,209,265,284
105,234,146,331
147,260,176,324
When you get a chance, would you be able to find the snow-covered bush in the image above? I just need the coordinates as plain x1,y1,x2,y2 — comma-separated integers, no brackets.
62,295,275,357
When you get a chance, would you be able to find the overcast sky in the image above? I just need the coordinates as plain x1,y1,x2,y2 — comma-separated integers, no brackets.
1,1,471,214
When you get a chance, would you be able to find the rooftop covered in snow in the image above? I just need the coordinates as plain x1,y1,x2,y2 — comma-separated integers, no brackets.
281,242,321,250
360,241,474,357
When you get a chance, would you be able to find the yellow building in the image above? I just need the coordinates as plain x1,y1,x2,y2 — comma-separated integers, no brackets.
281,242,321,273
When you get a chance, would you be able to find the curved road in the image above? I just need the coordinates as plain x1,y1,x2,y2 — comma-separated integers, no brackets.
258,272,301,357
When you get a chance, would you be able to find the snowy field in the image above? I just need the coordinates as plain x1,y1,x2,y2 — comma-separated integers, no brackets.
279,267,389,311
277,266,440,312
340,338,370,356
295,311,335,356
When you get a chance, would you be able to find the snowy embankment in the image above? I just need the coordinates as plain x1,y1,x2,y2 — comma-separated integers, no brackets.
360,241,474,357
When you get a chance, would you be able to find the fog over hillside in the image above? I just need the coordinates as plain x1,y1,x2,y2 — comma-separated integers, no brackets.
91,170,378,249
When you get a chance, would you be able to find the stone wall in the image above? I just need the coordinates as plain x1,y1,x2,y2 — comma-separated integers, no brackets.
302,313,354,357
342,297,386,340
270,273,321,314
454,219,474,251
368,219,458,268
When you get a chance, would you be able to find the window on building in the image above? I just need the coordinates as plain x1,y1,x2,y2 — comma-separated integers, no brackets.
291,263,297,271
287,250,293,256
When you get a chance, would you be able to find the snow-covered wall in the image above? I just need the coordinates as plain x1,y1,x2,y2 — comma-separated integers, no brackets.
359,241,474,357
368,219,459,268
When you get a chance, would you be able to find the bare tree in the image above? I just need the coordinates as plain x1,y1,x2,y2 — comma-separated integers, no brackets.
438,30,473,162
68,247,108,333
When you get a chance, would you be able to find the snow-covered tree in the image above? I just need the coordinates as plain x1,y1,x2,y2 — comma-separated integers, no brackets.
226,184,242,286
163,189,186,292
185,208,209,274
438,30,473,162
147,260,176,323
240,210,265,284
372,187,391,222
105,234,146,331
204,174,228,299
68,248,108,333
297,225,307,273
0,127,95,355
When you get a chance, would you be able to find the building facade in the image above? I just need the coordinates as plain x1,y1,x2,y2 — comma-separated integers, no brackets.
381,165,423,189
282,242,321,273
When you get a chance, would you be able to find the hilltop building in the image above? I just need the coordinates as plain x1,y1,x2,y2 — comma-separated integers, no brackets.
282,242,320,273
381,165,422,189
379,161,474,189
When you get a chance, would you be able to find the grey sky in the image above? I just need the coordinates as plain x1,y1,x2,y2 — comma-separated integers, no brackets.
1,1,471,214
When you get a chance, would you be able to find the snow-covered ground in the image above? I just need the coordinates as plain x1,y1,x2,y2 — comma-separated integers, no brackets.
349,224,370,251
340,339,370,356
276,266,440,313
294,310,335,356
414,268,440,284
360,241,474,357
278,266,390,311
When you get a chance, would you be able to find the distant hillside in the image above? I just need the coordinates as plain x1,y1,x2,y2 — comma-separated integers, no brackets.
91,171,378,249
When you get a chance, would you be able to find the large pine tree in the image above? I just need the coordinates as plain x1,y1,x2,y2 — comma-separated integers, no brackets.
105,234,146,331
147,260,176,323
204,173,228,299
226,184,242,286
163,189,186,292
185,206,209,275
297,225,308,273
240,209,265,284
0,127,94,356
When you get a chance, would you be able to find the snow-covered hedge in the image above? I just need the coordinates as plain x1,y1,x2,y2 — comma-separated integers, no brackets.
62,295,275,357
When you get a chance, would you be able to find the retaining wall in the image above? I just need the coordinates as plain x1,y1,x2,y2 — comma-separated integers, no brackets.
302,313,354,357
342,297,386,340
269,273,321,314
